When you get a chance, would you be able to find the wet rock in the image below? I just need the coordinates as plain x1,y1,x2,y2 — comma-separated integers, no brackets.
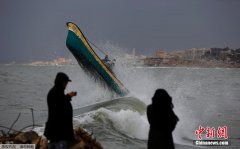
38,137,48,149
73,127,103,149
14,131,39,143
1,127,102,149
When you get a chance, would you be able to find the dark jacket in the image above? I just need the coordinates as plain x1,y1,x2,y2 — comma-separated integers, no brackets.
147,89,179,149
44,85,74,141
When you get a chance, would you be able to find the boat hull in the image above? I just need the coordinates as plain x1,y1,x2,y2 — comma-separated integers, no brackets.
66,22,129,96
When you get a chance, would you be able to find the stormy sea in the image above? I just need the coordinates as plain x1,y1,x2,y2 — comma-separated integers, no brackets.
0,64,239,149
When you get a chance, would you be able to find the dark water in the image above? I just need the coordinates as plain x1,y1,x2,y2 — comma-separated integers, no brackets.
0,64,239,148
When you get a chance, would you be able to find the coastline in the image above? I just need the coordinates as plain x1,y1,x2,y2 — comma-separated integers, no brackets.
142,60,240,69
1,61,240,69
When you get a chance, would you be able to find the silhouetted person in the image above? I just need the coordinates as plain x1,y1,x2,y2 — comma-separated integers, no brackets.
147,89,179,149
44,72,77,149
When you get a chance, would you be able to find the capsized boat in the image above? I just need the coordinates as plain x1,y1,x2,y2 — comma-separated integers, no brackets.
66,22,129,96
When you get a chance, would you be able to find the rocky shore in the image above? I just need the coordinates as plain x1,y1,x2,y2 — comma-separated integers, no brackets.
0,127,103,149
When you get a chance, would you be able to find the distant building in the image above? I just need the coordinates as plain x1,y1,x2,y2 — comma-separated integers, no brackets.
170,48,209,61
155,49,168,58
170,50,186,59
28,57,74,66
133,47,240,67
143,57,163,66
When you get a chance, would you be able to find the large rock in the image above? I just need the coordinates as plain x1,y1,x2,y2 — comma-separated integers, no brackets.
14,131,39,144
72,127,103,149
1,127,102,149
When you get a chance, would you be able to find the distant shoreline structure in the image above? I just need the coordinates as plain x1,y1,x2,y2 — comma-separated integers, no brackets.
136,47,240,68
4,58,239,69
26,57,76,66
3,47,240,68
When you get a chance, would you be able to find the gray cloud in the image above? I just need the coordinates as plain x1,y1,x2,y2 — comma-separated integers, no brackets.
0,0,240,62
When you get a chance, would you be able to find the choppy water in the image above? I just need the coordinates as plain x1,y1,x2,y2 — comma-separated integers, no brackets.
0,64,239,149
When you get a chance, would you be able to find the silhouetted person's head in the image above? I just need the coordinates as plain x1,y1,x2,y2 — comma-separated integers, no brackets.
54,72,71,89
152,89,173,109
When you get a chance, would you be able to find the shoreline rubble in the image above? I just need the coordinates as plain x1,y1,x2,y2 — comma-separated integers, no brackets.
0,127,103,149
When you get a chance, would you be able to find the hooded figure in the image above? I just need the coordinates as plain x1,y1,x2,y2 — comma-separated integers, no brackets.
147,89,179,149
44,72,76,145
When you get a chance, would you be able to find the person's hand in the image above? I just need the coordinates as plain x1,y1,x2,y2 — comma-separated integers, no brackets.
68,91,77,97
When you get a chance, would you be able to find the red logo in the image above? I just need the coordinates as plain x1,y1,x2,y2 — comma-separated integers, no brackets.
195,126,228,140
217,126,228,139
195,125,205,140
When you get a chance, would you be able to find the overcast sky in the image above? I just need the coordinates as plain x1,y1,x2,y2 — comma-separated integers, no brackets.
0,0,240,63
